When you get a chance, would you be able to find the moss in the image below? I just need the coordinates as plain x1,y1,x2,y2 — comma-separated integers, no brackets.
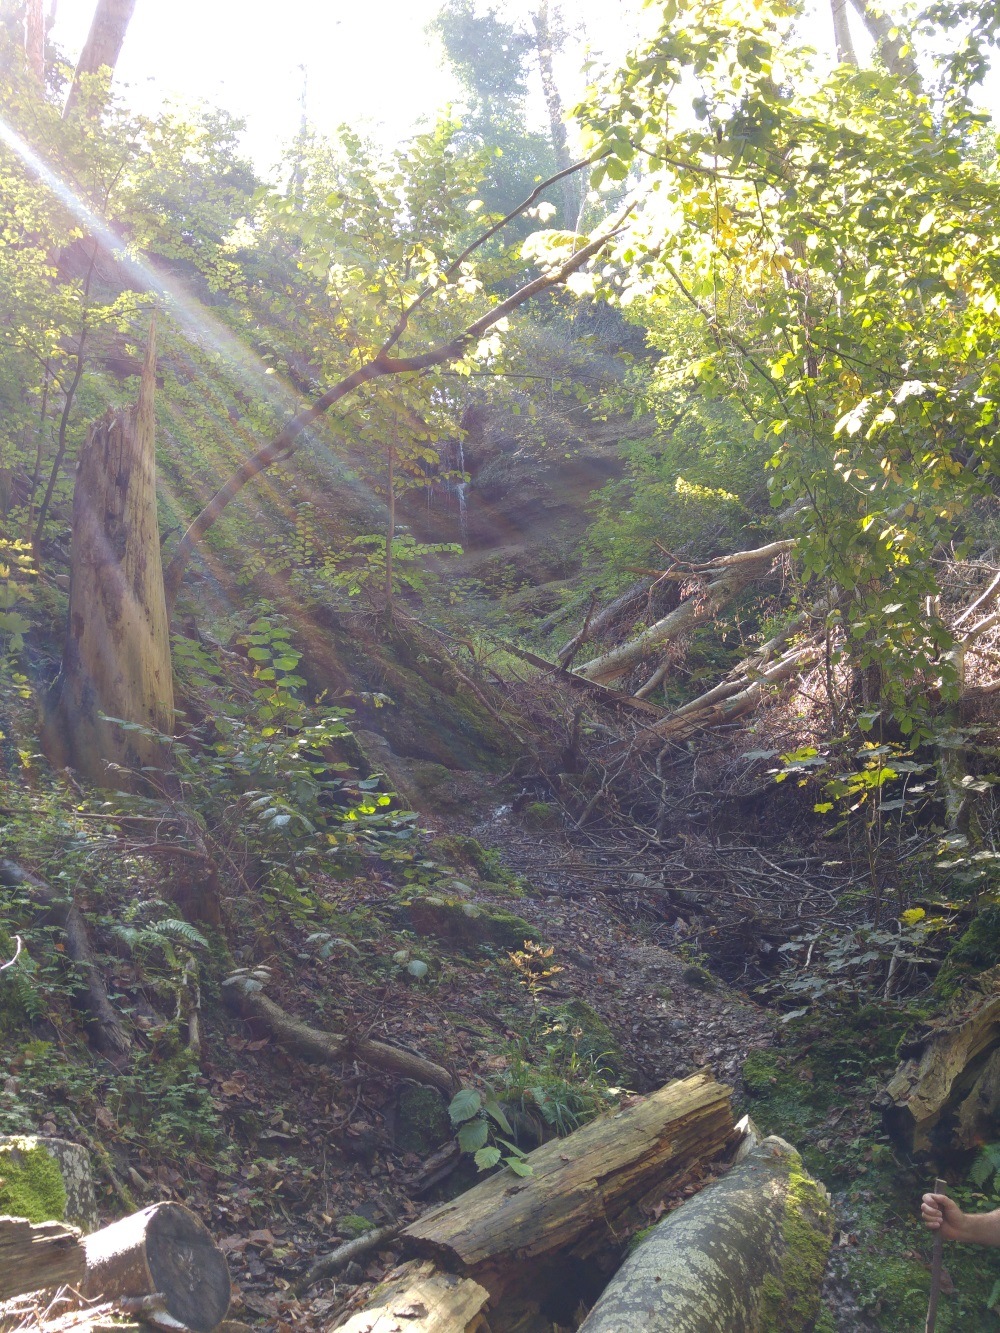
408,895,539,950
742,1049,783,1097
395,1085,450,1155
337,1213,375,1239
937,904,1000,999
521,802,560,830
0,1136,68,1223
549,998,625,1078
681,964,714,990
758,1156,834,1332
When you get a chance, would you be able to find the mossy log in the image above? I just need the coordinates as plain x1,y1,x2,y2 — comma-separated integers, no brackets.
880,991,1000,1152
335,1260,490,1333
82,1202,231,1333
0,1134,98,1233
401,1070,734,1299
0,1216,85,1300
577,1137,833,1333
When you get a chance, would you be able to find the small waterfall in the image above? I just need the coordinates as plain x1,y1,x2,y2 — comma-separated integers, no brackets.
455,440,468,543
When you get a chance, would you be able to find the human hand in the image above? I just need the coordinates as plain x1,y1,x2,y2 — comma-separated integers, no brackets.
921,1193,966,1242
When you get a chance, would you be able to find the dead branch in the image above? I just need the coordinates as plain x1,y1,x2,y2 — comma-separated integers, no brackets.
222,976,457,1095
292,1222,404,1296
0,860,130,1059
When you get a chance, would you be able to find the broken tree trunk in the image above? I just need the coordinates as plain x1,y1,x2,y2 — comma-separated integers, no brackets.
879,989,1000,1153
43,321,174,793
576,541,794,685
0,859,130,1059
336,1260,490,1333
82,1202,231,1333
577,1137,833,1333
223,975,457,1094
401,1070,733,1300
0,1218,84,1301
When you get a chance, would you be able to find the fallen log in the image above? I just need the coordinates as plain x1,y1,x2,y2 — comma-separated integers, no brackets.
82,1202,231,1333
0,860,130,1059
335,1260,490,1332
0,1217,84,1301
879,990,1000,1153
576,540,794,685
401,1070,733,1299
577,1136,833,1333
223,975,457,1094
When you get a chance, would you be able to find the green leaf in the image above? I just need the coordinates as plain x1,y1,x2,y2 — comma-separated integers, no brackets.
457,1118,490,1152
482,1098,513,1135
505,1157,533,1177
474,1146,502,1171
448,1088,482,1125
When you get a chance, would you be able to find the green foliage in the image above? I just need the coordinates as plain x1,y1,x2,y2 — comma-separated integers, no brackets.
448,1085,531,1175
0,1137,67,1223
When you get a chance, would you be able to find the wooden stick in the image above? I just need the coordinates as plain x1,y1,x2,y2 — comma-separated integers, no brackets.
926,1176,947,1333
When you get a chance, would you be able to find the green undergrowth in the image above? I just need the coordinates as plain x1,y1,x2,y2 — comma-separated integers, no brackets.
742,1005,1000,1329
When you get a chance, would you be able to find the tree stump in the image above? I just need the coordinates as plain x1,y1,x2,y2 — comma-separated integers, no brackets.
43,319,174,793
82,1202,231,1332
576,1137,833,1333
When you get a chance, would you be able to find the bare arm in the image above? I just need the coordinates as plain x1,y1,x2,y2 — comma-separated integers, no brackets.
922,1194,1000,1246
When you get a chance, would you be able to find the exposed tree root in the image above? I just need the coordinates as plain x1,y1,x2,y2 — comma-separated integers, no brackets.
222,976,457,1095
0,859,131,1060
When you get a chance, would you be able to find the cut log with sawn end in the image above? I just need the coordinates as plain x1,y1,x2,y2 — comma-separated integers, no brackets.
401,1069,734,1304
577,1135,833,1333
82,1202,231,1333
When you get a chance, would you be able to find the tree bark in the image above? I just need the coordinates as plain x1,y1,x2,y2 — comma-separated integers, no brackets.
43,321,174,793
401,1071,734,1299
63,0,137,116
24,0,45,81
577,1137,833,1333
575,541,794,685
0,1218,84,1301
82,1202,230,1333
223,975,457,1095
830,0,858,64
846,0,919,80
0,859,131,1059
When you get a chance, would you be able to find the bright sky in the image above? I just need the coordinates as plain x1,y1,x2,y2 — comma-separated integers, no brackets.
49,0,998,171
49,0,647,170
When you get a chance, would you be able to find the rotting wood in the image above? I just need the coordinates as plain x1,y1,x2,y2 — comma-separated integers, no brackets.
576,1136,833,1332
880,989,1000,1152
0,1217,84,1301
335,1260,491,1333
223,976,457,1095
0,859,130,1059
401,1070,733,1300
82,1202,230,1333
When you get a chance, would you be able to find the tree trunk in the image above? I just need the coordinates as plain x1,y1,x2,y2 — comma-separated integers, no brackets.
43,320,174,793
532,3,579,226
24,0,45,81
63,0,137,115
846,0,918,80
830,0,858,63
401,1070,734,1301
0,1218,84,1301
577,1137,833,1332
82,1202,231,1333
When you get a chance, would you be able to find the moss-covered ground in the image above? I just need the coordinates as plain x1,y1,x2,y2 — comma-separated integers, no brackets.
742,1006,1000,1330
